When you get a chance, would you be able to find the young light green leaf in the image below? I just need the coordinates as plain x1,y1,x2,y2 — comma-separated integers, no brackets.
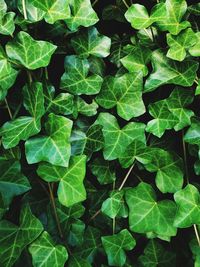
37,155,86,207
167,28,197,61
0,12,15,36
96,73,145,120
101,229,136,267
25,113,73,167
184,119,200,145
65,0,99,31
60,55,103,95
73,97,98,118
18,0,45,22
97,113,146,160
6,31,57,69
29,231,68,267
0,82,44,148
189,32,200,57
30,0,70,24
125,182,177,237
144,50,199,92
0,204,43,267
120,44,151,76
71,27,111,58
174,184,200,228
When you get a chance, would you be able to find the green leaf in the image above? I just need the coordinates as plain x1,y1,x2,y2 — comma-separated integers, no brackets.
89,157,116,185
144,148,184,193
101,229,136,267
0,159,31,205
37,155,86,207
97,113,146,160
146,100,179,137
30,0,70,24
125,182,177,237
25,113,73,167
29,231,68,267
120,44,151,76
0,82,44,148
0,12,15,36
166,28,197,61
174,184,200,228
184,119,200,145
144,50,199,92
96,73,145,120
65,0,99,31
0,204,43,267
189,32,200,57
60,55,103,95
0,46,18,101
71,27,111,58
139,240,176,267
6,31,57,69
73,97,98,118
18,0,45,22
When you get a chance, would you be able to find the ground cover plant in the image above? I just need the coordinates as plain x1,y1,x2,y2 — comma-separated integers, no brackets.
0,0,200,266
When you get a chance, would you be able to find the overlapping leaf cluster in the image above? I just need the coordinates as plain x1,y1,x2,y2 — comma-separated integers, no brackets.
0,0,200,266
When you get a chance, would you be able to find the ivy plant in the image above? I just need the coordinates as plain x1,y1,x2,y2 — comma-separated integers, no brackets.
0,0,200,266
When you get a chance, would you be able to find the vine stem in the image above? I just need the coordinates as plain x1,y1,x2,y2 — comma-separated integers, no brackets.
122,0,130,9
22,0,28,20
5,98,12,119
118,163,135,191
48,183,63,239
182,130,200,246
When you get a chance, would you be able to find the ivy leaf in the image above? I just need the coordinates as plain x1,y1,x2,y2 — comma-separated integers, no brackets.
25,113,73,167
146,100,179,138
0,82,44,149
71,27,111,58
96,73,145,120
97,113,146,160
101,229,136,267
144,50,199,92
138,240,176,267
0,46,18,101
166,28,197,61
109,35,128,67
6,31,57,69
0,204,43,267
184,119,200,145
174,184,200,228
18,0,45,22
125,182,177,238
29,231,68,267
89,157,116,185
0,11,15,36
189,32,200,57
120,44,152,76
37,155,86,207
144,148,184,193
30,0,70,24
73,97,98,118
67,256,92,267
60,55,103,95
65,0,99,31
0,159,31,205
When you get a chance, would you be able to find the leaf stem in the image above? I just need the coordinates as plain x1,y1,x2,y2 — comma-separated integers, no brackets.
12,102,22,120
118,163,135,191
22,0,28,20
122,0,130,9
194,225,200,246
92,0,98,6
5,98,13,119
195,79,199,85
48,183,63,239
89,209,101,221
27,71,32,84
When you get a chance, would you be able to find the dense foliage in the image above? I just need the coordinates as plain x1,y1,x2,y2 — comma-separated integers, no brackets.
0,0,200,266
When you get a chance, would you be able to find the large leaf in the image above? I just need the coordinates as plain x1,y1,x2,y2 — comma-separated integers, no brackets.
25,113,73,167
71,27,111,58
96,73,145,120
0,82,45,148
6,31,57,69
37,155,86,207
144,50,199,92
125,182,177,238
0,204,43,267
174,184,200,228
30,0,70,24
101,229,136,267
60,55,103,95
29,231,68,267
65,0,99,31
97,113,146,160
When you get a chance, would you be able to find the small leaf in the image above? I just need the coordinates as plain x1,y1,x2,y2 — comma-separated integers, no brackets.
37,155,87,207
0,12,15,36
101,229,136,267
71,27,111,58
29,231,68,267
184,119,200,145
189,32,200,57
6,31,57,69
60,55,103,95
